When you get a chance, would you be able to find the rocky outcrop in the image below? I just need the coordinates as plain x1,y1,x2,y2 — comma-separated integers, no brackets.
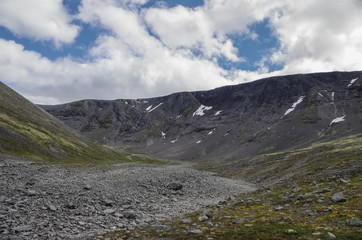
41,71,362,161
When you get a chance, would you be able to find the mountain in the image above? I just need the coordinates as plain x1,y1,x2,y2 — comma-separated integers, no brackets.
0,81,132,163
41,71,362,162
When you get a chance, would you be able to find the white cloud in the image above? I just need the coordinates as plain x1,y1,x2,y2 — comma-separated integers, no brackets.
0,0,79,46
0,0,361,105
268,0,362,73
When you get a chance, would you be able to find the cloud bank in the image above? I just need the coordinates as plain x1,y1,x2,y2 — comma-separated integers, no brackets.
0,0,361,104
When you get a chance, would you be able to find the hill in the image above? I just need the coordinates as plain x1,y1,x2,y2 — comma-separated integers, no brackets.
0,81,132,163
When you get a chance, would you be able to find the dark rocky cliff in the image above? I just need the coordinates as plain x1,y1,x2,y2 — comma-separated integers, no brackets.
41,71,362,161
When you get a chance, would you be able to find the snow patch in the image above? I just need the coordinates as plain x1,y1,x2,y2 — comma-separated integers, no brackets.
224,133,229,137
146,105,153,111
347,78,358,87
215,110,222,116
196,140,201,144
331,92,335,101
193,105,213,116
208,131,213,135
143,100,148,104
161,132,166,139
284,96,305,116
125,101,128,105
330,115,345,125
318,93,323,97
176,115,182,119
147,103,163,113
170,139,177,143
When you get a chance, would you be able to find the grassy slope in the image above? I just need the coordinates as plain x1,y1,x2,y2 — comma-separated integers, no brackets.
0,81,156,164
101,134,362,239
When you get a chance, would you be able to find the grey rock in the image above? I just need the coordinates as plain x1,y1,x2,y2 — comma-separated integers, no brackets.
232,217,247,224
103,209,116,214
47,203,57,211
346,217,362,227
84,184,92,190
189,229,203,234
12,225,33,232
167,182,183,191
326,232,336,238
331,192,346,202
150,225,168,231
180,219,192,224
123,211,137,219
314,188,331,194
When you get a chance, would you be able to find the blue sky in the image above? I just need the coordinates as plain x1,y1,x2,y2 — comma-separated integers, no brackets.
0,0,361,104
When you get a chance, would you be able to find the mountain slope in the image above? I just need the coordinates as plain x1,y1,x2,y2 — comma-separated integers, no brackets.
0,81,131,163
41,71,362,161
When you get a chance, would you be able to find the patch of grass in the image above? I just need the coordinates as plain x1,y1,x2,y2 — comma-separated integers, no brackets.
101,176,361,239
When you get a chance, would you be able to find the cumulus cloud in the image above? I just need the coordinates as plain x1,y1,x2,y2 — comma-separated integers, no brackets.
0,0,79,46
0,0,361,104
268,0,362,73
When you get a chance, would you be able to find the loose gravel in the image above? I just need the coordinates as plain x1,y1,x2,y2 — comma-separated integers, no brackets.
0,158,256,239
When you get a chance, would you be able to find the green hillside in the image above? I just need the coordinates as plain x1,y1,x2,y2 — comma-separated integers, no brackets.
0,81,135,163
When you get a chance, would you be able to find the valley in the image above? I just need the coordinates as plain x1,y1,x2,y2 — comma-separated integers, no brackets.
0,71,361,239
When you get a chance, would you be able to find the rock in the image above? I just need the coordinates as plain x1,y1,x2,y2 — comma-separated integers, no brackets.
47,203,57,211
27,190,37,196
346,217,362,227
12,225,33,232
180,219,192,224
83,184,92,190
167,182,183,191
285,229,297,234
103,209,116,214
331,192,346,202
150,225,168,231
26,179,36,186
102,199,114,206
297,194,304,200
188,229,203,234
274,206,284,211
123,211,137,219
232,218,247,224
314,188,331,194
340,179,350,184
326,232,336,238
198,214,209,222
65,202,77,209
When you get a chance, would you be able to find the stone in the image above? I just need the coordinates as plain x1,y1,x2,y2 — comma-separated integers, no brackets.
123,211,137,219
47,203,57,211
150,225,168,231
274,206,284,211
285,229,297,234
314,188,331,194
103,209,116,214
326,232,336,238
331,192,346,202
232,218,247,224
12,225,33,232
83,184,92,190
102,199,114,206
198,214,209,222
188,229,203,234
27,190,37,196
180,219,192,224
346,217,362,227
340,179,350,184
167,182,183,191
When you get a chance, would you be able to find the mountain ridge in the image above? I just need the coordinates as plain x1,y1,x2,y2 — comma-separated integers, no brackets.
41,71,362,162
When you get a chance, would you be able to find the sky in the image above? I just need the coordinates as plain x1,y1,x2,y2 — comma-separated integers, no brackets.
0,0,361,104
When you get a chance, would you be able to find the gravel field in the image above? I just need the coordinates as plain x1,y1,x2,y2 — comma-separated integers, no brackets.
0,158,256,239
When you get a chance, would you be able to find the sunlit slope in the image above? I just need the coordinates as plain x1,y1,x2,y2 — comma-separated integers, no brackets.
0,81,130,163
